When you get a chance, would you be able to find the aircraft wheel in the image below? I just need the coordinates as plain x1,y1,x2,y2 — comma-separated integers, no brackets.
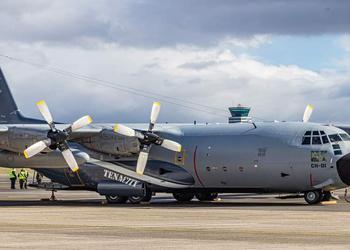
105,195,128,204
195,192,219,201
173,192,195,202
304,190,323,205
128,188,152,204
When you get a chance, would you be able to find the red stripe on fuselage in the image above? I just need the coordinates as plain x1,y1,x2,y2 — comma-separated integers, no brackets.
309,173,314,187
193,145,204,187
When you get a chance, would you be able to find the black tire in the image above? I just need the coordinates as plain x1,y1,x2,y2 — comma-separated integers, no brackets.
304,190,323,205
173,192,195,202
195,192,219,201
128,188,152,204
105,195,128,204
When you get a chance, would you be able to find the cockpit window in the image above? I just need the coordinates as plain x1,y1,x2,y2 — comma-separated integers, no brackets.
329,134,342,142
302,131,311,145
339,133,350,141
321,135,329,144
302,136,311,145
302,130,330,145
312,136,322,145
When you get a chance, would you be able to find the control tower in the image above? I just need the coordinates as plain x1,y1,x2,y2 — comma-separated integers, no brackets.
228,104,252,123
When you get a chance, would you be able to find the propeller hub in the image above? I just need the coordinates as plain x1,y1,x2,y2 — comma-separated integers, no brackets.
47,129,69,145
141,132,163,145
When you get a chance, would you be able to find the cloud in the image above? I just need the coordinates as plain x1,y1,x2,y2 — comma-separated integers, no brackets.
0,1,350,124
338,35,350,52
0,1,349,47
1,41,350,124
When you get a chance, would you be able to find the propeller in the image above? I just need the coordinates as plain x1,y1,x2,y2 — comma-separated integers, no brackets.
302,104,314,123
114,101,182,175
23,100,93,172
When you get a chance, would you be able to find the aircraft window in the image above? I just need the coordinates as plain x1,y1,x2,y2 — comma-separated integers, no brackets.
320,131,326,135
334,150,342,156
312,131,320,136
332,144,340,149
302,136,311,145
312,136,322,145
304,131,311,136
340,133,350,141
329,134,342,142
321,135,329,144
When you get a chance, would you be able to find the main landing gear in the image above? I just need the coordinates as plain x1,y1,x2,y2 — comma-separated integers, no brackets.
173,192,195,202
172,192,219,202
105,188,152,204
195,192,218,201
105,195,129,204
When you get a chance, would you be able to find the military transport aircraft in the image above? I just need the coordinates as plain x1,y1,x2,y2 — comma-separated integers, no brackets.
0,67,349,205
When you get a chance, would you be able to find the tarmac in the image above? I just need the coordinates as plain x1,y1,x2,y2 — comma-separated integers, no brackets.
1,174,350,249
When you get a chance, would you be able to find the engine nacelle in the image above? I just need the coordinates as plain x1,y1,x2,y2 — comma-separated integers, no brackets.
0,149,89,168
0,127,48,153
78,129,140,156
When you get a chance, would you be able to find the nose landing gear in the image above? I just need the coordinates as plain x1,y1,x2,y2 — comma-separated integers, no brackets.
304,190,323,205
304,190,338,205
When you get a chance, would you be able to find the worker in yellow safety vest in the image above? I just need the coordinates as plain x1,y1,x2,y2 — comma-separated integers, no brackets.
8,168,17,189
24,169,29,189
18,168,28,190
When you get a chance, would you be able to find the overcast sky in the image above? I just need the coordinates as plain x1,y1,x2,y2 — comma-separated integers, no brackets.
1,0,350,123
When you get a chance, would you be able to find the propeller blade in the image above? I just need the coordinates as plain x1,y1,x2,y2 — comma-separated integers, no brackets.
61,148,79,172
114,124,136,137
136,150,149,175
303,104,314,123
71,115,93,132
150,102,161,125
24,139,51,158
36,100,54,126
161,139,182,152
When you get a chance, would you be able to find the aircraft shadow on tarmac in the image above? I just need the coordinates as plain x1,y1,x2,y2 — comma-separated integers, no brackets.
0,197,306,208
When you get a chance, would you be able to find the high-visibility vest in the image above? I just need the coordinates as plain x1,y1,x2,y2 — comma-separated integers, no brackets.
18,171,26,180
8,170,16,179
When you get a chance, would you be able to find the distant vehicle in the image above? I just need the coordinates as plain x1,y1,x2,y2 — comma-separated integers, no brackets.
0,68,349,205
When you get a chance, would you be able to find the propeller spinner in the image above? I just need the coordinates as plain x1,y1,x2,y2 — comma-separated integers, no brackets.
114,102,182,175
23,100,92,172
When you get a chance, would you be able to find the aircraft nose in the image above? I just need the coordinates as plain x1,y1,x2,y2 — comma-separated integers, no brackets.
337,153,350,186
